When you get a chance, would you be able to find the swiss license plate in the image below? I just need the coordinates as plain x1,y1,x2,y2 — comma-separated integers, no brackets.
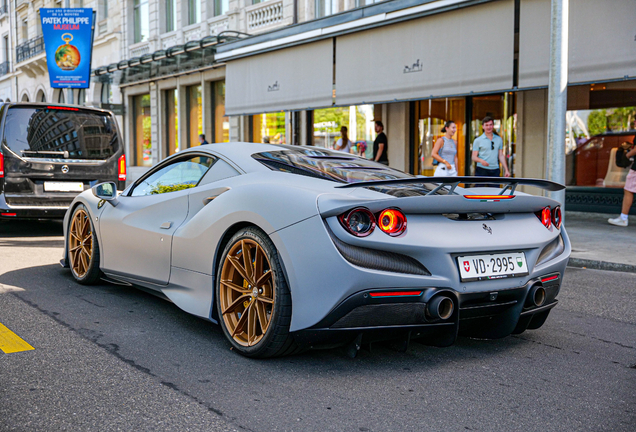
44,182,84,192
457,252,528,282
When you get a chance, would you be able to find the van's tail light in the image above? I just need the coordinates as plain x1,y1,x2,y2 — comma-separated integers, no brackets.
552,206,562,229
0,152,4,178
339,208,375,237
377,208,407,236
118,154,126,182
535,206,552,229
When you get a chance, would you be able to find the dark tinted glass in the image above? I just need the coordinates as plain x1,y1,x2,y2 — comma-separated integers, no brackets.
253,147,444,196
3,106,120,160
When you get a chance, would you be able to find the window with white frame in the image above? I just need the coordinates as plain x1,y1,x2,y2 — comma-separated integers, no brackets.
134,0,150,43
166,0,177,32
99,0,108,21
188,0,201,25
315,0,338,19
215,0,228,16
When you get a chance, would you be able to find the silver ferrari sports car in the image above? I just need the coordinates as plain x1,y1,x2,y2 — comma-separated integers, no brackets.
61,143,570,358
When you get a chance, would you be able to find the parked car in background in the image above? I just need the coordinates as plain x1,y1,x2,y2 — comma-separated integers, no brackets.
0,103,126,220
567,131,635,187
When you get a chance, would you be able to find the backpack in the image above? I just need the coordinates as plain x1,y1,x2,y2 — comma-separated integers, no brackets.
616,145,634,168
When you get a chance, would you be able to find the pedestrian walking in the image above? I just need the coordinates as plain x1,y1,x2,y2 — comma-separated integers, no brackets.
432,120,459,177
334,126,352,153
373,121,388,165
608,139,636,226
471,116,510,178
198,134,209,145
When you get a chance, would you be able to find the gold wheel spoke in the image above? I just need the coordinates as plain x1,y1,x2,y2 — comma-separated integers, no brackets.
256,300,269,334
228,256,252,285
220,280,251,294
247,302,257,345
84,232,92,243
256,270,272,287
79,250,88,274
241,240,254,281
70,231,82,243
69,245,82,253
221,294,251,315
258,296,274,304
254,247,263,282
231,304,250,338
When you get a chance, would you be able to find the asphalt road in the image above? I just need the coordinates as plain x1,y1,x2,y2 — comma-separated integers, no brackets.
0,220,634,432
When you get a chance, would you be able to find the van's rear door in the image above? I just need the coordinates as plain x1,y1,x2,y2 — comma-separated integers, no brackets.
1,105,123,211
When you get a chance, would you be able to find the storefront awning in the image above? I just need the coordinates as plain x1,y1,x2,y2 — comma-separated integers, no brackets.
334,0,514,106
224,39,334,115
519,0,636,88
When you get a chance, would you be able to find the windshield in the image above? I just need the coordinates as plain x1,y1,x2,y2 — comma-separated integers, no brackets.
253,147,445,196
3,106,120,160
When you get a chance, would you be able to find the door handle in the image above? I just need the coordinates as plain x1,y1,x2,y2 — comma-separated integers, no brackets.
160,221,172,229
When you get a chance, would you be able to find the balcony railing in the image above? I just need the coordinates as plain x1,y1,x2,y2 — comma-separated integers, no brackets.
16,36,45,63
0,61,9,76
247,0,283,31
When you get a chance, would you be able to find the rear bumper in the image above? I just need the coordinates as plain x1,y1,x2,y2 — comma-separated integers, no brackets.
293,273,561,347
0,194,70,219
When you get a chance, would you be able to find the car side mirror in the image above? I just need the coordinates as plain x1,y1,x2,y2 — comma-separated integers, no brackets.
92,182,119,207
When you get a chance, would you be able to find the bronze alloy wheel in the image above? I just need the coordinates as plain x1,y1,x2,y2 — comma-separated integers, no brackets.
219,239,275,347
69,208,93,279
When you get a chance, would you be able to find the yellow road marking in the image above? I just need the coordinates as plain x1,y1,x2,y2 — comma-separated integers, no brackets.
0,322,34,354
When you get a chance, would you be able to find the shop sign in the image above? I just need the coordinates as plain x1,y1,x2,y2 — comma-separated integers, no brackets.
41,8,94,89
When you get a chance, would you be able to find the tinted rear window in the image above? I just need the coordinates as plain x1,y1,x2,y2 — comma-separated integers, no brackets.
253,148,446,196
3,106,120,160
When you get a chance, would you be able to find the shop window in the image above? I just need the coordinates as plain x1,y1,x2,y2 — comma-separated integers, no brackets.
313,105,375,157
251,112,286,144
213,81,229,143
165,89,179,156
134,0,149,43
415,98,466,176
566,106,636,188
469,94,516,177
133,94,152,167
187,85,202,147
215,0,228,16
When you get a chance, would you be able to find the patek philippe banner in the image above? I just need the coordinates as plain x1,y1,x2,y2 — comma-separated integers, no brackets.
41,8,94,89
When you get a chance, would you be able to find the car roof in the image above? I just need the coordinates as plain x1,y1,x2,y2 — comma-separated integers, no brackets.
2,102,113,116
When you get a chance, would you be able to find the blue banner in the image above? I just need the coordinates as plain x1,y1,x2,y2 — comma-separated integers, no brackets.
41,8,94,89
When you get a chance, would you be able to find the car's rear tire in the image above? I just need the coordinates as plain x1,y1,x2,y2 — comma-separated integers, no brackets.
216,227,301,358
68,204,101,285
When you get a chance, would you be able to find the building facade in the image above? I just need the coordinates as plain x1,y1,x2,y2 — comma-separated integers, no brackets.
5,0,636,213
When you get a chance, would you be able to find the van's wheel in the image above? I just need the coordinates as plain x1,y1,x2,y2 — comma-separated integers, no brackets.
68,204,101,285
216,227,301,358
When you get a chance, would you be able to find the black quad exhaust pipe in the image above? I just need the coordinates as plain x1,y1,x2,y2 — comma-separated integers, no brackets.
427,296,454,320
527,283,546,307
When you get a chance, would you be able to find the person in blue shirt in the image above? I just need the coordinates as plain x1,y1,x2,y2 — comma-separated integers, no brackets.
471,116,511,178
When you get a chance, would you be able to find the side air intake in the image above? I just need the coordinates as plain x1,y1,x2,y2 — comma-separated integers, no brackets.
325,223,431,276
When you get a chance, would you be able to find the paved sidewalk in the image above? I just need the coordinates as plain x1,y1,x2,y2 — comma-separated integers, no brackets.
565,211,636,272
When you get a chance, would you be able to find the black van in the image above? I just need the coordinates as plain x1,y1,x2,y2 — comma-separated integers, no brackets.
0,103,126,219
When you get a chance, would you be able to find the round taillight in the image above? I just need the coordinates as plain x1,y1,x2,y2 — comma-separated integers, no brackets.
541,206,552,229
340,208,375,237
378,208,407,236
552,206,562,229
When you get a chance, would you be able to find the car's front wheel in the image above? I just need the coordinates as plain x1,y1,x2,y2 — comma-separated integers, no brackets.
216,227,300,358
67,204,101,285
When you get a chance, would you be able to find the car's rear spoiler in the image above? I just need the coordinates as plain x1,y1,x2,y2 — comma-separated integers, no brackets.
336,176,565,194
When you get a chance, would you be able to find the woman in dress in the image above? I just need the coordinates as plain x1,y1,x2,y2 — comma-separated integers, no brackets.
432,120,458,177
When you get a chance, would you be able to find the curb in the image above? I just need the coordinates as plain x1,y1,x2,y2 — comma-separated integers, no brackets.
567,258,636,274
